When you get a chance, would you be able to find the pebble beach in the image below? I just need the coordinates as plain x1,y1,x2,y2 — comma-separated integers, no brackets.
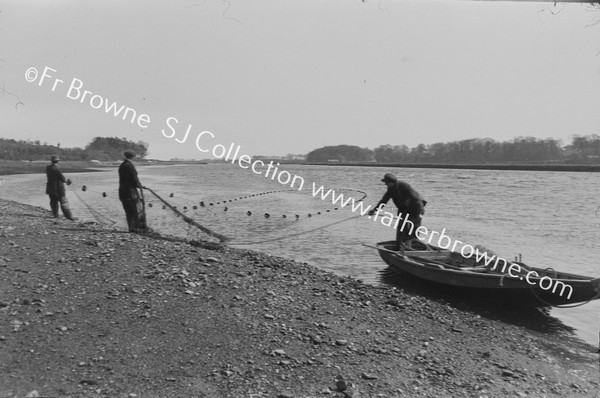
0,198,598,397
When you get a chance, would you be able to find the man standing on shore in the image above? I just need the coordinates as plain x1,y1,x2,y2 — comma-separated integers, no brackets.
45,155,74,220
118,151,147,232
368,173,426,250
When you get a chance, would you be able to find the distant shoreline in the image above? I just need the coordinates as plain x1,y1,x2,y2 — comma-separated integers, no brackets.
0,160,103,176
304,162,600,172
3,159,599,175
211,158,600,172
0,159,208,176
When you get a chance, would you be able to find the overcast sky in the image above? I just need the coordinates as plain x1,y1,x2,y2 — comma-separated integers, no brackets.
1,0,599,160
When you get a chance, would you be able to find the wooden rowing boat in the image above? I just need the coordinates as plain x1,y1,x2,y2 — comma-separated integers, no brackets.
375,240,600,306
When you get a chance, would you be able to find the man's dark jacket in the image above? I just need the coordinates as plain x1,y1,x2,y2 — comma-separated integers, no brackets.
45,163,66,197
377,180,426,216
118,159,142,201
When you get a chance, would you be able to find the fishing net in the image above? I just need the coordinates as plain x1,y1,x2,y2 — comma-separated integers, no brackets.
67,182,367,246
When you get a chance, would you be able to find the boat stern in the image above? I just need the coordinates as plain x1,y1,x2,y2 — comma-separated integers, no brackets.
592,278,600,294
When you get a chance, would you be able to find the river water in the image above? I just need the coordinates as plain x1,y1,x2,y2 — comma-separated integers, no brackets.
2,163,599,347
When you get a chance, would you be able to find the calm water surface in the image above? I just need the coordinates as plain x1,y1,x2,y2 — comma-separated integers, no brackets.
2,163,599,347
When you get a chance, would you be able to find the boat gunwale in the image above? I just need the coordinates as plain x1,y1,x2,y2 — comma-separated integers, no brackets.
376,240,597,284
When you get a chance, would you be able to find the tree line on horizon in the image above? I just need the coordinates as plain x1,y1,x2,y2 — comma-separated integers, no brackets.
0,137,149,162
4,135,600,165
306,135,600,164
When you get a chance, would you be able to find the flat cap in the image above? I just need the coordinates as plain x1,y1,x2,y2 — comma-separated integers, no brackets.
381,173,397,183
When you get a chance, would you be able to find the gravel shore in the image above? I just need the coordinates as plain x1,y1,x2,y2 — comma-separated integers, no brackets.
0,199,598,398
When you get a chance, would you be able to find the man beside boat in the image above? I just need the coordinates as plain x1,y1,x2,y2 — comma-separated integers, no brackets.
368,173,426,251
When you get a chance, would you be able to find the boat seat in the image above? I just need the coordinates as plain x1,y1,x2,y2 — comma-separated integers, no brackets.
405,250,451,261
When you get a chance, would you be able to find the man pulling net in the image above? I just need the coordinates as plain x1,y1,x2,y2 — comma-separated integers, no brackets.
118,150,149,233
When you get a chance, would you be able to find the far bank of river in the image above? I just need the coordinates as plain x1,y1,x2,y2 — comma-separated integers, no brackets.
305,162,600,172
3,158,599,174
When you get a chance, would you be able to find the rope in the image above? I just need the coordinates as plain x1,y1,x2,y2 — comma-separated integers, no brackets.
525,267,600,308
228,188,368,245
527,279,600,308
67,184,369,222
229,214,363,245
144,186,230,243
66,182,370,246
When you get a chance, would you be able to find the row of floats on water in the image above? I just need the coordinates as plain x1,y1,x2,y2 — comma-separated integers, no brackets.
78,186,340,219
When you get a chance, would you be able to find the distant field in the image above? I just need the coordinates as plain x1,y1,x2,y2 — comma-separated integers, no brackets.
0,160,112,176
0,159,190,176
